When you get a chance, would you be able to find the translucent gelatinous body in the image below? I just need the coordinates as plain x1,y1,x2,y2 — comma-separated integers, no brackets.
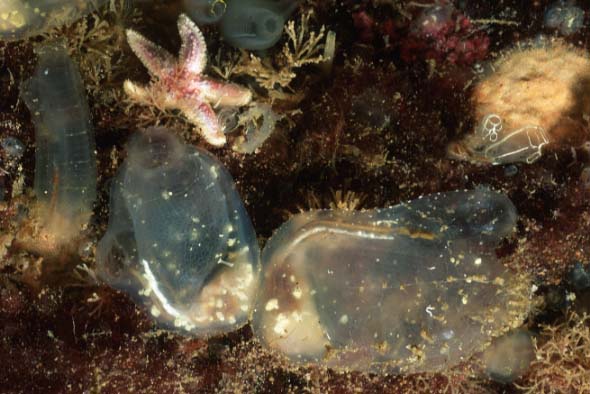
482,330,534,383
412,4,454,37
220,0,298,50
183,0,227,25
253,189,530,373
232,103,281,154
452,113,550,165
97,128,260,335
0,0,108,41
567,262,590,290
545,1,584,36
1,137,25,159
20,41,96,242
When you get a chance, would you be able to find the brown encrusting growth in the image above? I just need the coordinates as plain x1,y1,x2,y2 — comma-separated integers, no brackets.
448,42,590,164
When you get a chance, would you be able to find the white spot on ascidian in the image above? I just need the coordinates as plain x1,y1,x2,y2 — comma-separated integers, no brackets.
265,298,279,311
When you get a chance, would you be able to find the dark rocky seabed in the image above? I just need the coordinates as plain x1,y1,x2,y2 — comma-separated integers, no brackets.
1,0,590,393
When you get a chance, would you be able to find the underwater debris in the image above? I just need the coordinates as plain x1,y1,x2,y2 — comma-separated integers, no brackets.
124,13,252,146
253,189,530,373
0,0,108,41
447,42,590,164
97,128,260,335
19,40,97,244
232,103,281,154
219,0,299,51
544,1,585,36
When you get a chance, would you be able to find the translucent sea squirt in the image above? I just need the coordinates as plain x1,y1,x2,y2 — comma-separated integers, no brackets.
183,0,227,25
253,189,531,373
447,42,590,164
97,128,260,335
20,41,97,244
0,0,108,41
545,1,585,36
220,0,299,50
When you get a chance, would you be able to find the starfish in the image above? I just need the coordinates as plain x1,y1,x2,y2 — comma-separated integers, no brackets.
124,14,252,146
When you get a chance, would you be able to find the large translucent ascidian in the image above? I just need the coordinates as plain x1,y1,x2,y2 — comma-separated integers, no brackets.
97,128,260,335
20,41,97,243
184,0,299,50
253,189,531,373
219,0,299,50
0,0,108,41
183,0,227,25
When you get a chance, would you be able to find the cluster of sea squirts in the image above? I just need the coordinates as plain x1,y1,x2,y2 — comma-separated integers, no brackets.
4,0,544,381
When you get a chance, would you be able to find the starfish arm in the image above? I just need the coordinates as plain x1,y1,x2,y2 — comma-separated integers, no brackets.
123,79,151,102
178,14,208,75
181,102,226,146
127,29,176,77
198,79,253,107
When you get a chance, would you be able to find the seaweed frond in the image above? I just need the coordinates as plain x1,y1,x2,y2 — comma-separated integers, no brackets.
233,10,326,93
517,312,590,394
44,0,141,104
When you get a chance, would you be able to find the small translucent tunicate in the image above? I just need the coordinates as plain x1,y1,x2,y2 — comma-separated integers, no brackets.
412,4,454,37
504,164,518,177
183,0,227,25
567,262,590,290
449,113,550,165
320,30,337,75
253,189,530,373
0,137,25,159
481,330,535,383
545,1,585,36
0,0,108,41
97,128,260,335
233,103,281,154
220,0,298,50
475,114,549,164
20,41,97,242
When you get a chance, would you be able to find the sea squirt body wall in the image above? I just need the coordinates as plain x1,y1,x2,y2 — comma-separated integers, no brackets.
0,0,108,41
183,0,227,25
97,128,260,335
20,41,97,242
220,0,298,50
253,189,531,373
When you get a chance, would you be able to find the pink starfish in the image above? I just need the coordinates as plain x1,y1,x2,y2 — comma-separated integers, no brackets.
124,14,252,146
